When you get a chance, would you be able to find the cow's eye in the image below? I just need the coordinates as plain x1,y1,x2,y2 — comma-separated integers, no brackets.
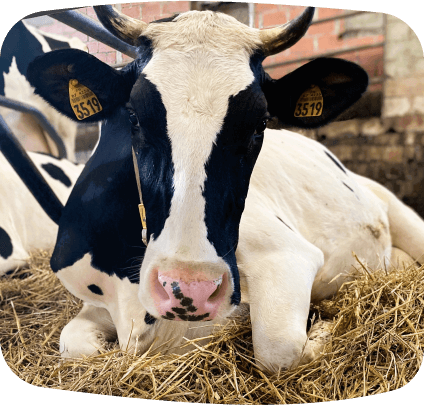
254,118,268,135
128,111,139,127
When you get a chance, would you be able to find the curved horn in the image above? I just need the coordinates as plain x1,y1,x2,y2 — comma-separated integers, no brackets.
93,5,147,46
259,7,315,57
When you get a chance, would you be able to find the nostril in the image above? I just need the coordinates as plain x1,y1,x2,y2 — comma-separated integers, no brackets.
153,275,170,301
207,282,221,301
207,274,226,303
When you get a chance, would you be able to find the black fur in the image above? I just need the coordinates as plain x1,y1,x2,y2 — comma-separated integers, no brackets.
0,226,13,259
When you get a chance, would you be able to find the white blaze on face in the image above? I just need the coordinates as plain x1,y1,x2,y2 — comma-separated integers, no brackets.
139,12,262,270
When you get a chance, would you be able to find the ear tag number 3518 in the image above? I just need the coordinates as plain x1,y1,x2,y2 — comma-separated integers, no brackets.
69,79,103,120
294,84,323,117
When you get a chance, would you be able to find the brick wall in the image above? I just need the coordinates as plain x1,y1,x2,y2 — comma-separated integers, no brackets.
383,15,424,128
38,2,191,65
257,4,384,92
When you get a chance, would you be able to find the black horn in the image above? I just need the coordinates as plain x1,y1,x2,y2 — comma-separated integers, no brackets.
259,7,315,56
93,5,147,46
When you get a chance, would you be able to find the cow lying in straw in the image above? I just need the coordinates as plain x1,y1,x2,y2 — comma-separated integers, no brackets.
24,6,424,373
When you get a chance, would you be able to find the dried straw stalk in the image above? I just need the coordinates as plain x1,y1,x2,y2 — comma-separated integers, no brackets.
0,250,423,403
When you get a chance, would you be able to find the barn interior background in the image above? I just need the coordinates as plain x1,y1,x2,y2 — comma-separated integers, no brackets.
24,1,424,219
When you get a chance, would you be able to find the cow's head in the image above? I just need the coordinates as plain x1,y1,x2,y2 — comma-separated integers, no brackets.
27,6,367,323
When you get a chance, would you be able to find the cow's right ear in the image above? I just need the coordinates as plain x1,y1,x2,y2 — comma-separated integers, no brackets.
27,49,135,122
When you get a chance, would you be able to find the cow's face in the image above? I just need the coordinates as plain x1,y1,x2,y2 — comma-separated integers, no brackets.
128,13,270,321
27,6,368,322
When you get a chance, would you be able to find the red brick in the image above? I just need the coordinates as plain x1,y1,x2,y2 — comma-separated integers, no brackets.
262,11,289,28
357,47,384,77
265,52,287,67
255,15,261,29
289,37,315,56
306,21,335,37
317,34,341,52
95,53,108,63
85,7,98,19
122,53,133,63
148,14,168,23
142,3,161,18
122,5,141,19
162,1,190,15
122,53,133,62
98,41,115,53
106,52,117,65
265,63,301,80
69,30,88,43
288,6,308,20
347,35,383,48
335,51,359,64
255,4,280,13
40,23,61,35
87,41,98,54
264,66,283,80
317,7,344,19
159,13,174,20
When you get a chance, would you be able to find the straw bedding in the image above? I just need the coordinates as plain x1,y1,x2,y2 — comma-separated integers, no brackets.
0,250,423,403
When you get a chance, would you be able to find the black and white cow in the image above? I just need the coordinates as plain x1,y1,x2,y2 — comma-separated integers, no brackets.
25,6,424,372
0,20,87,161
0,149,83,275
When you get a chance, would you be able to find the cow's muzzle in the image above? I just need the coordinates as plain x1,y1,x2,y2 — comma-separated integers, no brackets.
150,270,229,321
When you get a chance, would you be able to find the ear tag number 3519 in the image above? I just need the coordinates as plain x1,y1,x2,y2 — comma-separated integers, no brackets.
69,79,103,120
294,84,323,117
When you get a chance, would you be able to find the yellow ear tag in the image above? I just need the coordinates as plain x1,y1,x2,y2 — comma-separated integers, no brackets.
294,85,323,117
69,79,103,120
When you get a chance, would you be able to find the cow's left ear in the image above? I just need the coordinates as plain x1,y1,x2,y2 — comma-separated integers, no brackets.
263,58,368,129
27,49,135,122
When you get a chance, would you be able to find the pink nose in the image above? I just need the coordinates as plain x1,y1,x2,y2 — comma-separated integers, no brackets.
151,271,227,321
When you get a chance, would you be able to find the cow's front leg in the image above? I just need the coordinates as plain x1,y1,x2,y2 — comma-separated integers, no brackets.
60,303,117,358
240,231,324,373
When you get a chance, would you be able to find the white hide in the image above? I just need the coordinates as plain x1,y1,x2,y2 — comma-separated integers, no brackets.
0,152,83,275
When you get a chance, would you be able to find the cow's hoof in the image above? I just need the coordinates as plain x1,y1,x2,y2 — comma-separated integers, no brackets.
60,330,110,359
60,331,118,359
299,320,332,366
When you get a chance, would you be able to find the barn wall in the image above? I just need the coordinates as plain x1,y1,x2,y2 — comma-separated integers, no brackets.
37,2,191,65
302,14,424,218
257,4,384,92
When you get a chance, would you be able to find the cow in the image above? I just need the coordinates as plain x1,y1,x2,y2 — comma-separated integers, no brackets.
0,19,88,161
24,6,424,373
0,147,83,275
